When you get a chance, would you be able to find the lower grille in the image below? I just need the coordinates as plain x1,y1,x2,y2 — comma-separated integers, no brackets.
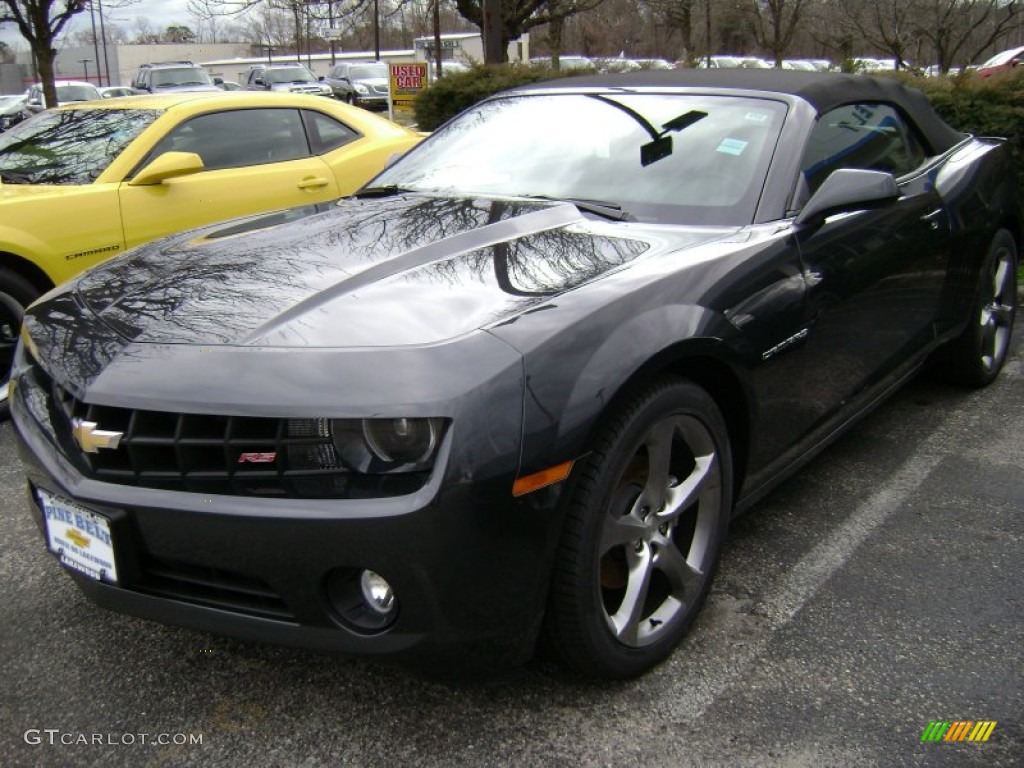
137,555,295,622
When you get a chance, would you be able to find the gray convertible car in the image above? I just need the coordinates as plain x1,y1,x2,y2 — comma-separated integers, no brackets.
11,70,1019,678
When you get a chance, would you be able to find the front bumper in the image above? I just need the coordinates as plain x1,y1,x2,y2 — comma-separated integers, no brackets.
9,333,568,667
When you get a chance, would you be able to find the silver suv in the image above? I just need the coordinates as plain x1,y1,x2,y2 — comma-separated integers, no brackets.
244,64,332,97
132,61,220,93
324,61,389,110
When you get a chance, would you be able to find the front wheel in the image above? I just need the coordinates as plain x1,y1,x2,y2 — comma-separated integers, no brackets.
1,267,42,419
542,377,733,679
936,229,1018,387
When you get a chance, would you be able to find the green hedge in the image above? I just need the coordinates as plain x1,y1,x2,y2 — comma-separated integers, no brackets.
413,63,587,131
904,70,1024,182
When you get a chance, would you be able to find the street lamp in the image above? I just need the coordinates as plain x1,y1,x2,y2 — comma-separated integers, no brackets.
79,58,91,83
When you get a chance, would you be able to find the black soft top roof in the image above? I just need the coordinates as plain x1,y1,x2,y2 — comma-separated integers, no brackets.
520,69,965,153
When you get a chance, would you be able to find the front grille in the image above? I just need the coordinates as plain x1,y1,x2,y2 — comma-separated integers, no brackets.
370,84,388,95
34,367,428,499
137,554,296,622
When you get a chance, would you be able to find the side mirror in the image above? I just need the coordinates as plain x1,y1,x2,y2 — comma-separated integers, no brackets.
128,151,205,186
318,75,325,81
794,168,900,228
253,77,265,86
213,76,224,85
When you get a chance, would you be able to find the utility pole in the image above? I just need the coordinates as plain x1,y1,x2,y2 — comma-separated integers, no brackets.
98,0,110,86
373,0,380,60
482,0,503,64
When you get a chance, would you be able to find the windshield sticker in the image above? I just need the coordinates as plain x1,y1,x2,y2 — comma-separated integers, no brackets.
716,138,749,156
744,111,770,123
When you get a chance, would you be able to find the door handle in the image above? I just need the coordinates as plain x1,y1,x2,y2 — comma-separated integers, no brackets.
920,208,944,230
297,177,330,190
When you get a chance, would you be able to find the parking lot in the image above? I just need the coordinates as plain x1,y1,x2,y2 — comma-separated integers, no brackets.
0,320,1019,767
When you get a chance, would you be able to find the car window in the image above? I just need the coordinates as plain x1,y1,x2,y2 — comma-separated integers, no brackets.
302,109,360,154
151,67,213,88
0,108,161,185
145,108,311,171
799,103,928,198
55,84,101,102
350,64,388,79
268,67,316,83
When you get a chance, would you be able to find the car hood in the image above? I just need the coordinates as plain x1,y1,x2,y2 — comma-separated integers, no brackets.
61,196,736,349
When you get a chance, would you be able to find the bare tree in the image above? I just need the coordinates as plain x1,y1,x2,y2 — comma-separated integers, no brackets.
837,0,921,69
915,0,1024,72
645,0,699,62
747,0,812,66
454,0,606,62
0,1,89,105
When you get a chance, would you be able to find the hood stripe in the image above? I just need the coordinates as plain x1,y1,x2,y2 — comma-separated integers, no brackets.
241,202,584,344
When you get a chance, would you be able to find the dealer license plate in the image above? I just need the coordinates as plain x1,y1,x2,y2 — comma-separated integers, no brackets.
38,490,118,584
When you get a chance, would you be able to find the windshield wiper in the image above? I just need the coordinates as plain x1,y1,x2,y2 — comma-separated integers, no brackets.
354,184,419,198
524,195,633,221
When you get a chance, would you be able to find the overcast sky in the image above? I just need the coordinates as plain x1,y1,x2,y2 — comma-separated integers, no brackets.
1,0,220,50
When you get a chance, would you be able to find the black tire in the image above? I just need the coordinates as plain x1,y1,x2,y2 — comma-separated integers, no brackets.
542,376,733,679
0,267,42,420
936,229,1018,387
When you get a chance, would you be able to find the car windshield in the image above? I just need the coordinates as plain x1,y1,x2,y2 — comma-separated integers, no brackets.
349,64,388,79
268,67,315,83
56,84,101,102
152,68,212,87
374,93,787,225
0,95,22,107
0,108,161,185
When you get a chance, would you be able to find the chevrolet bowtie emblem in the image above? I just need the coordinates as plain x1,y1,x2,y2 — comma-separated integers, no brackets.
71,418,123,453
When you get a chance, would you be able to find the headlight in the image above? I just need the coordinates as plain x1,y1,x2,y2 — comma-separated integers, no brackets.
286,417,445,475
319,84,332,95
354,83,370,95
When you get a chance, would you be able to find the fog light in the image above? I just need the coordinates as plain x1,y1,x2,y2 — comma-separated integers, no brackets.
325,567,399,633
360,570,395,615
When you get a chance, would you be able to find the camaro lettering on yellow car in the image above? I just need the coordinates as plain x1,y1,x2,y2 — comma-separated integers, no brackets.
66,244,121,261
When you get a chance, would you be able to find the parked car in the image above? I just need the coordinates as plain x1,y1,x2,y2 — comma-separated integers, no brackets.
98,86,136,99
245,63,333,97
977,45,1024,77
131,61,220,94
0,93,27,130
697,55,769,69
0,91,421,415
213,78,242,91
10,70,1018,679
323,61,390,109
22,80,102,115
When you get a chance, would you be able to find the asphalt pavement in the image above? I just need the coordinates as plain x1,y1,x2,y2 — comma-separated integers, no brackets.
0,327,1021,768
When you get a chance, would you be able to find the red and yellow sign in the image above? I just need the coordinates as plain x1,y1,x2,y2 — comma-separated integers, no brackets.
390,63,428,107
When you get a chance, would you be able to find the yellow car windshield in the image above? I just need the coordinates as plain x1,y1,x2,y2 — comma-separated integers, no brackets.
0,108,161,185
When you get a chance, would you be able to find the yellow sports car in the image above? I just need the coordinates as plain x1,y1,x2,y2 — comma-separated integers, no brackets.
0,91,421,413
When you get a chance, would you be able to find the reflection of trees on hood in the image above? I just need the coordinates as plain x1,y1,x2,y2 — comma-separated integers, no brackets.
24,293,125,394
72,195,648,345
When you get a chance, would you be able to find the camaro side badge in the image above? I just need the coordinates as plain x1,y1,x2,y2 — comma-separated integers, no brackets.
762,328,810,361
71,419,123,453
